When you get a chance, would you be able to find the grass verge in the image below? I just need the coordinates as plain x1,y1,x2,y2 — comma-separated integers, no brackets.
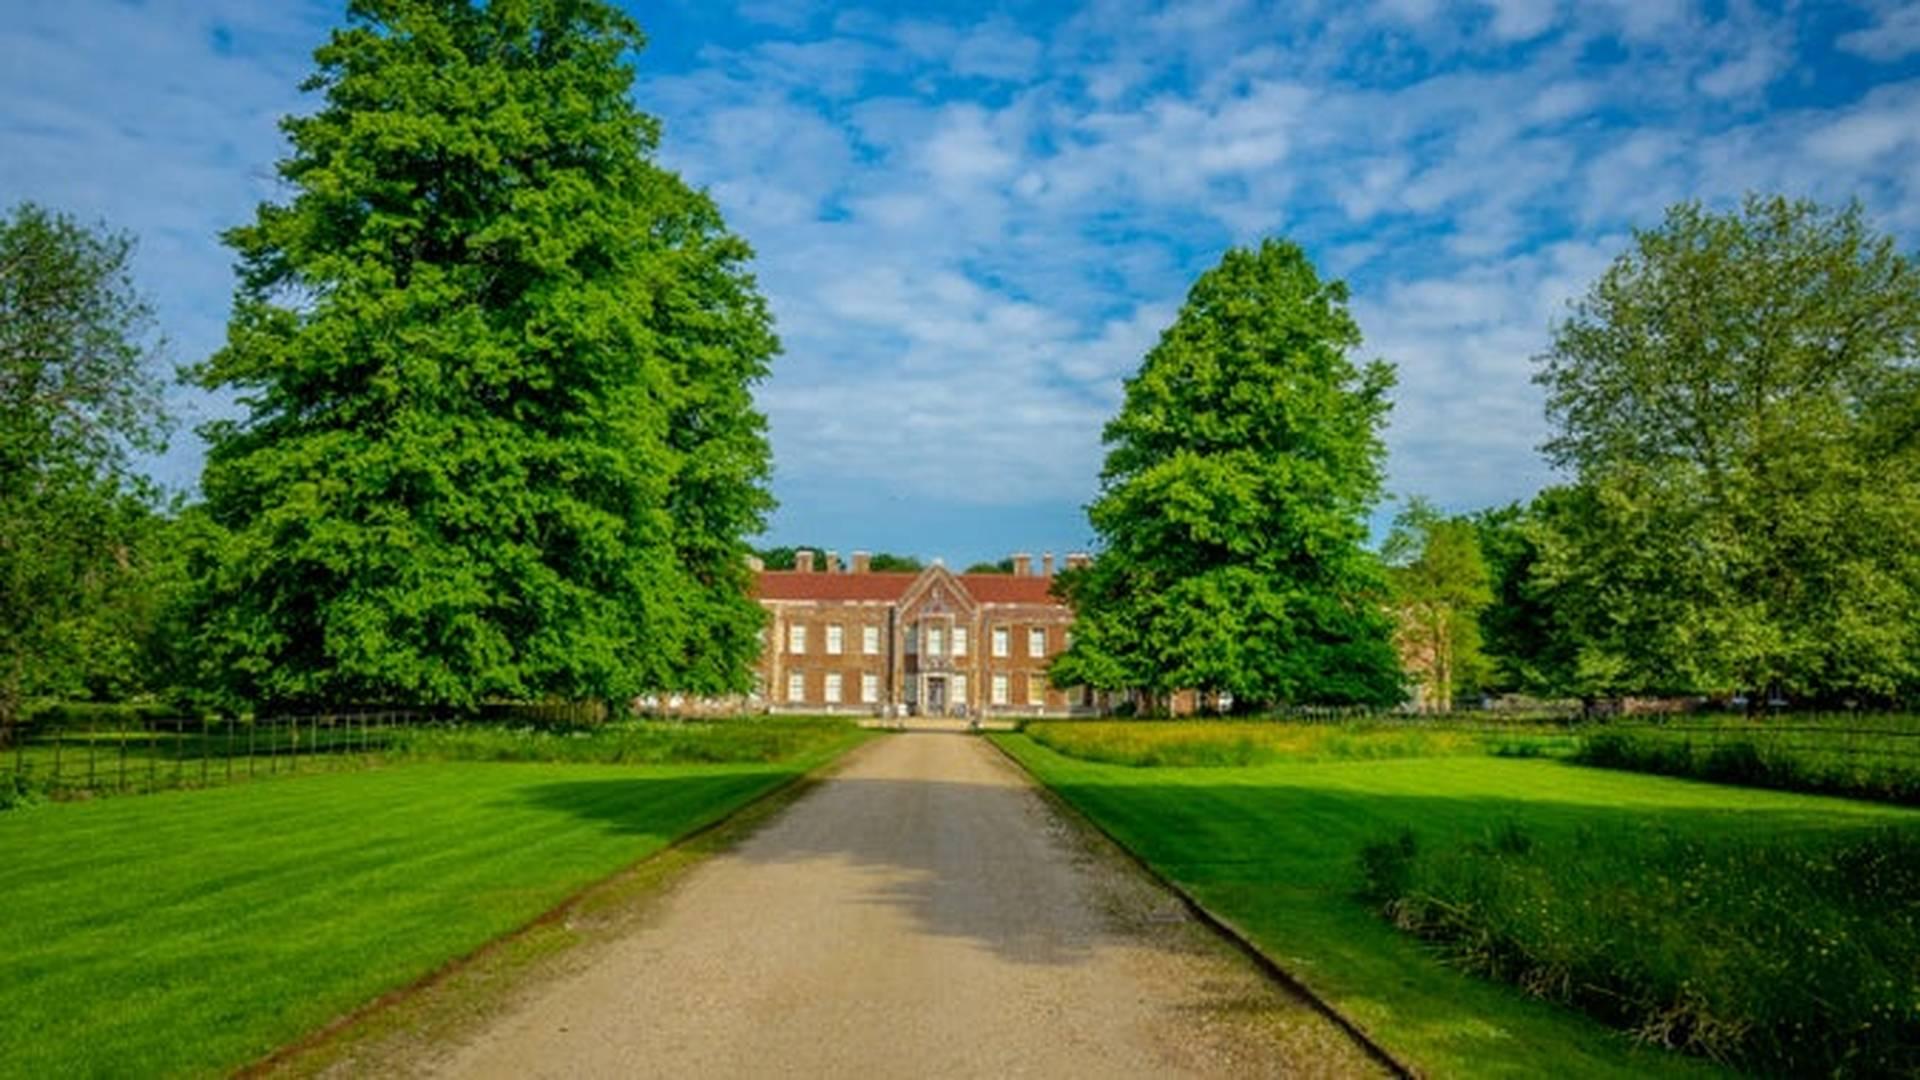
1023,718,1575,767
1359,821,1920,1075
1573,720,1920,804
0,723,870,1078
993,730,1914,1078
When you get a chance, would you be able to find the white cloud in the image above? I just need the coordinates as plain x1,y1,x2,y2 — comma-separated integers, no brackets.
7,0,1920,554
1837,2,1920,61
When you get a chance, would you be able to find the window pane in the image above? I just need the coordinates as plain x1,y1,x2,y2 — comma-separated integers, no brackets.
863,625,880,654
953,627,968,655
827,624,843,654
825,673,842,703
787,672,805,701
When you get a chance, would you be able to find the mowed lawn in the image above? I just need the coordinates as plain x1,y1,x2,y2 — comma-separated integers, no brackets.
994,733,1915,1079
0,739,861,1078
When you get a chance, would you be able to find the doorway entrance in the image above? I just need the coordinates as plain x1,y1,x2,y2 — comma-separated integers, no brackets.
925,675,948,713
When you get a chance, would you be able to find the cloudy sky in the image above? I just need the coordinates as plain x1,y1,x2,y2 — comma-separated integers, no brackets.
5,1,1920,565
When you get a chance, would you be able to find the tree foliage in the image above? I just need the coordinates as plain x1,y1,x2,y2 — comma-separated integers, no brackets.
0,204,170,738
1384,498,1492,711
191,0,776,710
1052,239,1404,709
1533,195,1920,700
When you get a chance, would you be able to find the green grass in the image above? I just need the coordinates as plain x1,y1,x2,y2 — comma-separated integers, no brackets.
0,724,869,1078
1023,718,1576,767
1,715,863,803
994,729,1916,1078
1363,822,1920,1075
1573,715,1920,804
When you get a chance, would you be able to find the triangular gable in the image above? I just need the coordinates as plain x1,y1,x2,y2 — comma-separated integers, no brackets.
896,563,979,619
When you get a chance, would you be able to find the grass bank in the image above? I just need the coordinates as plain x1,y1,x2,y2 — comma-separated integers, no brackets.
1572,716,1920,804
1022,718,1573,767
0,721,869,1078
1362,821,1919,1075
994,728,1913,1078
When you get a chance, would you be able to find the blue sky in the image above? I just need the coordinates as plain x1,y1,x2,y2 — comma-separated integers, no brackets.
5,1,1920,566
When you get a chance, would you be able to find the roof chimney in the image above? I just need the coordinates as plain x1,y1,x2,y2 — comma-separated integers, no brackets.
1041,552,1055,577
1066,552,1092,570
795,549,815,573
825,550,840,573
1011,553,1032,577
851,551,871,574
746,554,765,572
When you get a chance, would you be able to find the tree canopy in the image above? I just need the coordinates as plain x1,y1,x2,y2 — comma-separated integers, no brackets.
191,0,776,710
1533,195,1920,701
1384,498,1492,711
1051,239,1404,710
0,204,170,737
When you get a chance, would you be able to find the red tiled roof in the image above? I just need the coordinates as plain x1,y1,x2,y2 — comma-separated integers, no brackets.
751,569,1067,607
957,573,1063,606
753,571,917,602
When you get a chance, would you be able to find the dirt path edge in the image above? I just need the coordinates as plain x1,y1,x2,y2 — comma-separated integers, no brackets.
239,733,887,1079
984,733,1419,1080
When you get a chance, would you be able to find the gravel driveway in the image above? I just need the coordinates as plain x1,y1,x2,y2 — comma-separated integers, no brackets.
428,732,1381,1079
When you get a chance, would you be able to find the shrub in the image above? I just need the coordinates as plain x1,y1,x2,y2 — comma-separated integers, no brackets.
1363,822,1920,1075
1573,724,1920,804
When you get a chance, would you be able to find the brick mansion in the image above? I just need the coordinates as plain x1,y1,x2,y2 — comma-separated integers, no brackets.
750,549,1104,718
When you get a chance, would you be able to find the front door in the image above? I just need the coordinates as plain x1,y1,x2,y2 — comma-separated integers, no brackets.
926,675,947,713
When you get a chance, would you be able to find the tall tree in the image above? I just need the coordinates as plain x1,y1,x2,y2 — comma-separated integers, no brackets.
1384,499,1492,712
0,204,168,741
1534,195,1920,701
1052,240,1404,710
192,1,776,710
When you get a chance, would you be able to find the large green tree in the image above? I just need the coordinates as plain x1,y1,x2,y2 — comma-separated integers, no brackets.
192,0,776,710
1534,196,1920,701
1051,240,1404,710
0,204,169,740
1384,498,1492,711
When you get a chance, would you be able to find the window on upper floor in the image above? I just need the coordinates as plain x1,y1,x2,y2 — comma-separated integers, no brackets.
788,624,807,655
928,625,945,656
826,624,843,655
1028,627,1047,657
992,627,1009,657
953,626,968,655
862,625,880,654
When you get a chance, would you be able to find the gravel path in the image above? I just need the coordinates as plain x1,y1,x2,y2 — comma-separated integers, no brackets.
428,733,1381,1079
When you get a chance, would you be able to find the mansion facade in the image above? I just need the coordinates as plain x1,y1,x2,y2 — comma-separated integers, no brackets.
751,550,1103,717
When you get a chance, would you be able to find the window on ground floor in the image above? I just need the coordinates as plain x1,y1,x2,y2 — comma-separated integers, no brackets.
991,673,1009,705
952,673,968,706
1027,672,1046,706
861,672,879,703
787,671,805,702
825,672,842,704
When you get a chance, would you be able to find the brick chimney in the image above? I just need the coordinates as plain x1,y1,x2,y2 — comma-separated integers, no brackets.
825,550,840,573
795,549,815,573
1065,552,1092,570
851,551,871,574
1011,553,1032,576
1041,552,1055,577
